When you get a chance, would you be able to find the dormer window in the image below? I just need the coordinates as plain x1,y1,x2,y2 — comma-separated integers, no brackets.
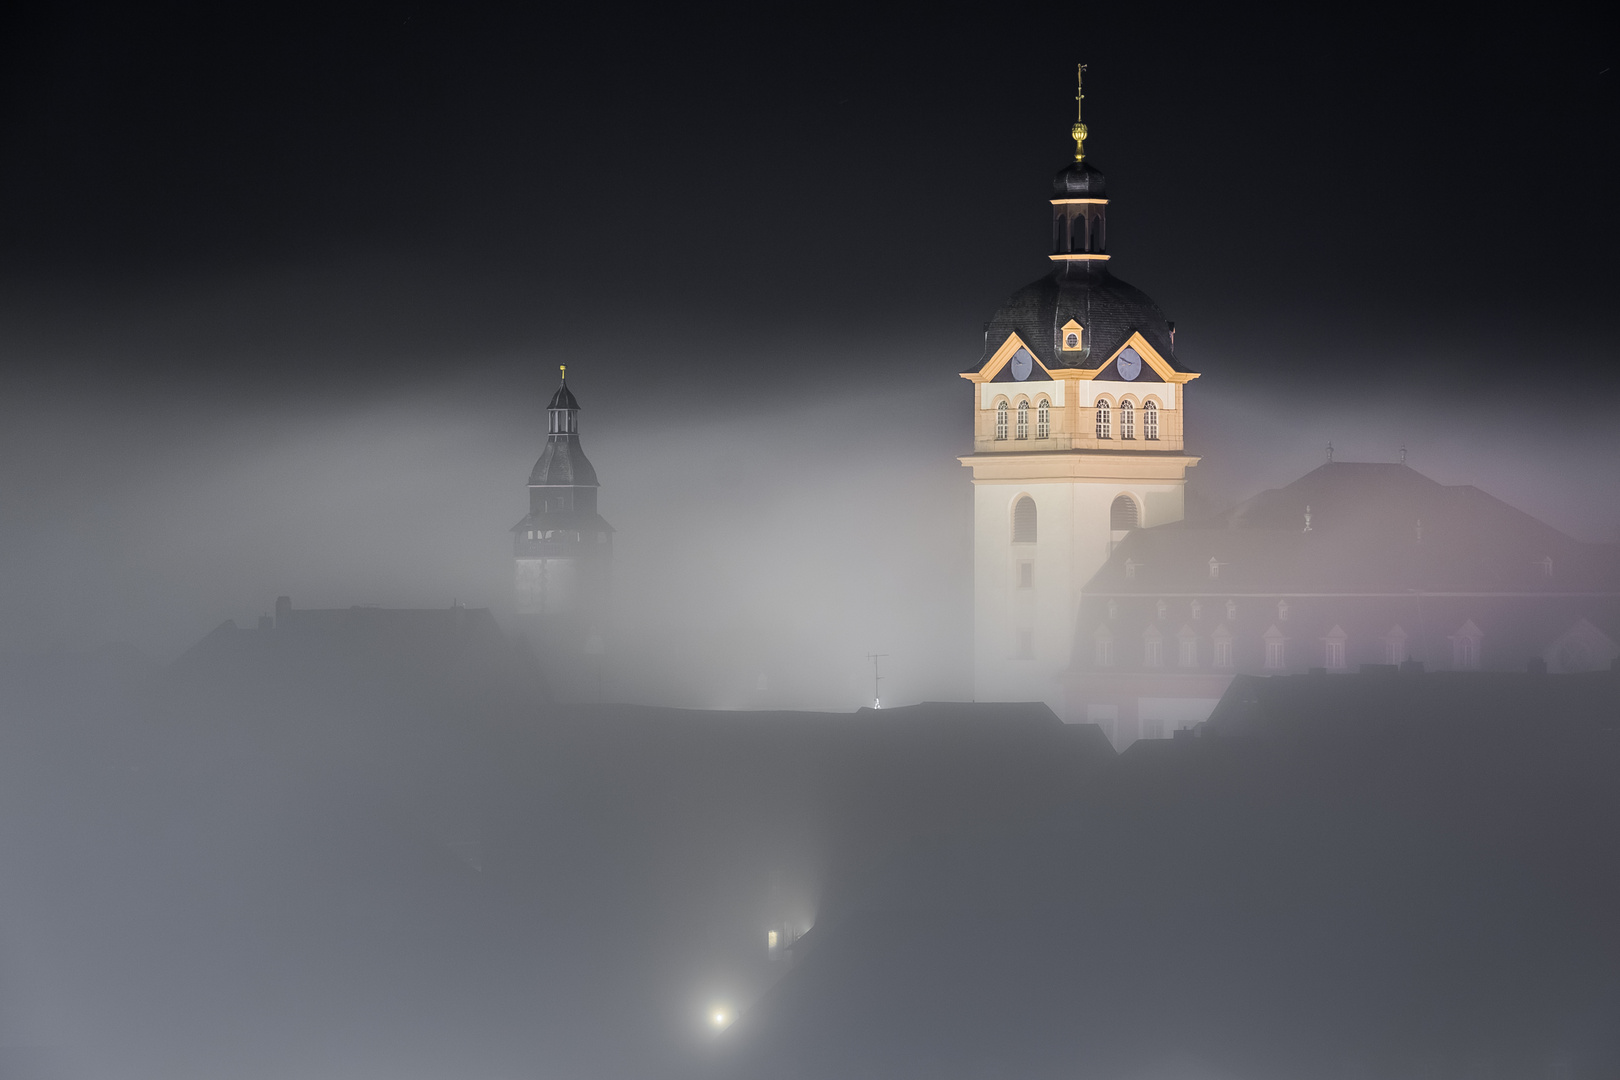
1061,319,1084,352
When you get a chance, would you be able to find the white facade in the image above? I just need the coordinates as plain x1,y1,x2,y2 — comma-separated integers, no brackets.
971,472,1187,711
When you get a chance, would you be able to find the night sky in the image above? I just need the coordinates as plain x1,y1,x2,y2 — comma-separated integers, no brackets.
2,4,1617,699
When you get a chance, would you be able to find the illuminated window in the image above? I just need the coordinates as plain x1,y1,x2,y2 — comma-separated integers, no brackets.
1095,400,1111,439
995,400,1008,440
1143,400,1158,440
1119,400,1135,440
1036,399,1050,439
1012,497,1037,543
1061,320,1084,352
1111,495,1139,530
1016,561,1033,588
1016,400,1029,439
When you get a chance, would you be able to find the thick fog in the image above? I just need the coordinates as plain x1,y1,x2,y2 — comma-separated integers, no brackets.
3,6,1619,1080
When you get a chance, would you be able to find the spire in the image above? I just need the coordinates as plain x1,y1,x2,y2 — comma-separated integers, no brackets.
1071,63,1089,162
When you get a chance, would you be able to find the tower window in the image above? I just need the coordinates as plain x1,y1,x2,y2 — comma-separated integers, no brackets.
1016,400,1029,440
1110,495,1139,530
1143,400,1158,441
1119,400,1135,440
995,400,1008,440
1036,399,1050,439
1012,496,1037,543
1095,400,1111,439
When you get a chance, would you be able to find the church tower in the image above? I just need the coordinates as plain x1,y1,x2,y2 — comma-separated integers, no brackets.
959,67,1200,713
514,368,613,696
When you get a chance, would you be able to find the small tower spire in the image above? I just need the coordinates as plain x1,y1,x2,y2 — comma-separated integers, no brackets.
1071,63,1089,162
560,364,566,382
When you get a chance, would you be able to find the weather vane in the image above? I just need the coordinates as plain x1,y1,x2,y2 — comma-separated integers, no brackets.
1072,63,1089,162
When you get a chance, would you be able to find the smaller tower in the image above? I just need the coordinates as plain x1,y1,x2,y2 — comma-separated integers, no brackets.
514,367,613,696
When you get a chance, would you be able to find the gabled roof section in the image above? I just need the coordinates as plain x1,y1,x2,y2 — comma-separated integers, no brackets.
961,332,1055,382
1080,461,1620,597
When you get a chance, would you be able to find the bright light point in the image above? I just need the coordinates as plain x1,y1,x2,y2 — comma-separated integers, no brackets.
709,1007,731,1029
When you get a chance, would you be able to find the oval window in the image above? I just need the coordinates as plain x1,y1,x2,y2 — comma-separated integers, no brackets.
1065,332,1078,348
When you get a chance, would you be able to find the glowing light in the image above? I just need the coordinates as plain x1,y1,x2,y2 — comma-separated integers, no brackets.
710,1007,731,1029
767,930,778,947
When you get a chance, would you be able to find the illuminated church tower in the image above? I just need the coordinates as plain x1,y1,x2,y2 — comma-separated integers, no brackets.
514,367,613,695
959,67,1201,712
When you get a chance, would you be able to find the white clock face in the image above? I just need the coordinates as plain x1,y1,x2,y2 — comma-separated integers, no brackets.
1010,348,1033,381
1116,347,1142,381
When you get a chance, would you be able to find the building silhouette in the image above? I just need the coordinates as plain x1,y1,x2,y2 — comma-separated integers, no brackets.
512,368,613,698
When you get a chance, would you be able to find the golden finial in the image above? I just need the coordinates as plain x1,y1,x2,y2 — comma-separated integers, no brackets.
560,364,566,382
1071,63,1089,162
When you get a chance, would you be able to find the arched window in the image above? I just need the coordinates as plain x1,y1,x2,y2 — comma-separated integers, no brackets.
1095,400,1111,439
1012,496,1037,543
1110,495,1139,530
1119,399,1135,440
1015,400,1029,440
1095,213,1106,251
1036,399,1050,439
1142,400,1158,440
995,400,1008,440
1072,214,1087,253
1052,214,1063,253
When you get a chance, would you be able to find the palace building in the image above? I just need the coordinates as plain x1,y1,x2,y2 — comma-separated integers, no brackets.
965,71,1620,734
961,67,1199,712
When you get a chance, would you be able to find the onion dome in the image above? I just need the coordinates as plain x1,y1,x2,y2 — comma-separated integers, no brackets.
1053,160,1107,198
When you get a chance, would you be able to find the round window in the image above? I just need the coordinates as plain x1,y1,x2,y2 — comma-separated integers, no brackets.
1065,332,1079,348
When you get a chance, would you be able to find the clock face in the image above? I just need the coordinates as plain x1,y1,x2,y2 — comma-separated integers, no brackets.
1009,348,1033,381
1115,347,1142,381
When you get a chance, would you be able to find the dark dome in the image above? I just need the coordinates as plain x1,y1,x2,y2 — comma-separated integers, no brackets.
974,262,1186,373
528,438,598,487
1052,160,1107,198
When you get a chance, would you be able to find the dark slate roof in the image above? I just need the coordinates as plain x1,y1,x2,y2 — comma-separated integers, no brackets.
970,261,1186,374
528,436,599,487
548,383,581,411
1052,160,1107,198
1085,462,1620,596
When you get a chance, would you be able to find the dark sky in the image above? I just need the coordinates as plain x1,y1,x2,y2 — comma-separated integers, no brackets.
1,3,1616,697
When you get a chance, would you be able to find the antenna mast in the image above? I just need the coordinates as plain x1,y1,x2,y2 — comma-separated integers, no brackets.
866,652,889,710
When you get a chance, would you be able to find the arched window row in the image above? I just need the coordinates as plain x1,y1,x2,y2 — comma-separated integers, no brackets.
992,396,1054,441
1090,395,1165,441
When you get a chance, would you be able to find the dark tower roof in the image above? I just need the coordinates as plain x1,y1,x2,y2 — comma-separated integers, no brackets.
1052,160,1107,198
529,374,598,487
974,261,1184,373
548,383,581,412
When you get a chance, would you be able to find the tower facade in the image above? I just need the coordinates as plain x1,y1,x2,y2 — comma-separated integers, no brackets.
514,369,613,695
959,70,1200,712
